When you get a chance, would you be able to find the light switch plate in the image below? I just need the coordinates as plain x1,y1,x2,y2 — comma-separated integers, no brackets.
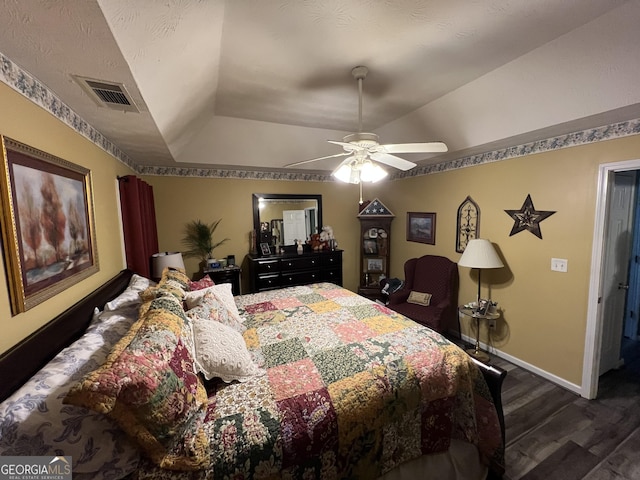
551,258,568,272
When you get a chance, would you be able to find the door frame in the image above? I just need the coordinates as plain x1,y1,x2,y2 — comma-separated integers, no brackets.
583,158,640,399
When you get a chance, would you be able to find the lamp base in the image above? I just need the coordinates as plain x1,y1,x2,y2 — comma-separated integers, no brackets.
466,347,490,362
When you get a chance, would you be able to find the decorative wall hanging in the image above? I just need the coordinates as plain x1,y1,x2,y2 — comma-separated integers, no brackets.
407,212,436,245
456,196,480,252
0,137,98,314
504,194,556,239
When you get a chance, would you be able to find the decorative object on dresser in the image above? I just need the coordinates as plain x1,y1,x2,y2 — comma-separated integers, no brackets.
151,252,185,281
387,255,459,334
0,136,99,314
246,249,342,293
357,198,394,302
203,264,242,295
456,195,480,253
406,211,437,245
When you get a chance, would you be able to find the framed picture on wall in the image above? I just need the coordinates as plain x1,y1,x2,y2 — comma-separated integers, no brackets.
407,212,436,245
0,136,99,314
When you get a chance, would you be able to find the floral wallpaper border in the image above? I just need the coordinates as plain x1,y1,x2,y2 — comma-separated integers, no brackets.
2,50,639,182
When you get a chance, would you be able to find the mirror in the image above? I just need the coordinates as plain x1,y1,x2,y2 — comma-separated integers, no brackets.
253,193,323,253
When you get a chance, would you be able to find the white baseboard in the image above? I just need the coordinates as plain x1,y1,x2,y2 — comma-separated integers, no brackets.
460,333,583,396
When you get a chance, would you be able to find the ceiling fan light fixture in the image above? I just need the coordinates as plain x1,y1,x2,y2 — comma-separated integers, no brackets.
360,160,387,183
332,163,360,184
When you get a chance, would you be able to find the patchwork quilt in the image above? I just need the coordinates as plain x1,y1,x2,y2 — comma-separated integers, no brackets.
135,283,502,479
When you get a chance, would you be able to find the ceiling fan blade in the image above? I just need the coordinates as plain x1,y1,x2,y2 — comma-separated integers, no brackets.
285,152,351,168
381,142,448,154
369,152,417,171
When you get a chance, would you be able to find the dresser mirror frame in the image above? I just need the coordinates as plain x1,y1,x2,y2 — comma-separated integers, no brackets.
252,193,323,254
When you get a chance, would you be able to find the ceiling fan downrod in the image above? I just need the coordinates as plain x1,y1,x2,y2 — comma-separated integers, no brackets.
351,66,368,134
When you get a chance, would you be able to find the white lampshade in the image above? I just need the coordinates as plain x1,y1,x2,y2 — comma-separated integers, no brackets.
151,251,185,279
458,239,503,269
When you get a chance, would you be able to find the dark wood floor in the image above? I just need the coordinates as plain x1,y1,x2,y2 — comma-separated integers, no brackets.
493,339,640,480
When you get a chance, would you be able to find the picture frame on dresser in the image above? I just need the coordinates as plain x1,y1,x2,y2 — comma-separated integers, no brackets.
0,136,98,314
260,243,271,256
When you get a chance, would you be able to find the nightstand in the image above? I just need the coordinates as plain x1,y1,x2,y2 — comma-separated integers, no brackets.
204,265,242,295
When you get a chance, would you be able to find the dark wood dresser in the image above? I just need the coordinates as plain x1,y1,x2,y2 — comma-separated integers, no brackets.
246,250,343,293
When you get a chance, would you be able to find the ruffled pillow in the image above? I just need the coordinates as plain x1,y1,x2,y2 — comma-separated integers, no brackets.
64,291,209,471
189,276,215,291
190,315,263,382
185,286,245,333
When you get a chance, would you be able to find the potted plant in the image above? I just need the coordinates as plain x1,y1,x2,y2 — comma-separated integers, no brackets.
182,219,229,272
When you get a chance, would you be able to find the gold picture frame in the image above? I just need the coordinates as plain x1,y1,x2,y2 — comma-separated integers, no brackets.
0,137,99,314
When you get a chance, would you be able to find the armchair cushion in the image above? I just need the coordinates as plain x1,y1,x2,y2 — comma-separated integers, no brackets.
407,291,432,306
388,255,458,333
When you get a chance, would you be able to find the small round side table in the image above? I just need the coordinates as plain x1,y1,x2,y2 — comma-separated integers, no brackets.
458,306,500,362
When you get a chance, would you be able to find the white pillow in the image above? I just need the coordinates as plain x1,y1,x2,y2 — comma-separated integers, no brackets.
103,273,155,311
190,317,263,382
185,283,245,325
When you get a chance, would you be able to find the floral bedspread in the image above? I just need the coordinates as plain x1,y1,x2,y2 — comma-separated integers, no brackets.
136,283,502,479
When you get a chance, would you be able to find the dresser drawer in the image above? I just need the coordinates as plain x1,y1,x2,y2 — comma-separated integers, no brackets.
321,251,342,266
320,267,342,285
281,270,320,287
257,274,280,291
257,259,280,274
281,256,319,272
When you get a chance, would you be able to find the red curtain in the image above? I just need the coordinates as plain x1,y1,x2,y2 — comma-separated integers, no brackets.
118,175,158,278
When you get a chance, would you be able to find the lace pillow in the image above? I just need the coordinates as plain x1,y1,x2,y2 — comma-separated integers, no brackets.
190,316,263,382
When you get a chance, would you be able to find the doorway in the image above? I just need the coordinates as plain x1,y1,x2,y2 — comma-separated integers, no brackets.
583,160,640,399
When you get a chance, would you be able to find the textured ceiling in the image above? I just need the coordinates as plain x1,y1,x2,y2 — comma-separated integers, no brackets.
0,0,639,175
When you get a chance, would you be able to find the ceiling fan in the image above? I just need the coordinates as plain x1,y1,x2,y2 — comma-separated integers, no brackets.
285,66,448,183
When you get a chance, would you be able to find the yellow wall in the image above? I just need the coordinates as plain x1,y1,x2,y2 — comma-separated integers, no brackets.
149,135,640,387
145,175,366,293
0,82,134,354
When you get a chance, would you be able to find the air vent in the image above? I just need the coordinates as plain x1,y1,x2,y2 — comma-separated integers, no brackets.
72,75,140,113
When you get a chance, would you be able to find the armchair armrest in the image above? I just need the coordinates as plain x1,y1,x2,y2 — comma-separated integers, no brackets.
388,289,411,305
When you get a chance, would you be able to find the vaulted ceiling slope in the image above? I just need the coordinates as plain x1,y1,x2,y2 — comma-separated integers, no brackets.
1,0,639,179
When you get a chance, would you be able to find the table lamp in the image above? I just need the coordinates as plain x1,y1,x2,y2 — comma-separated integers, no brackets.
458,239,503,305
151,251,185,280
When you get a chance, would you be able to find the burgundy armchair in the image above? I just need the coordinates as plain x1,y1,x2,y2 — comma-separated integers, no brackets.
387,255,459,334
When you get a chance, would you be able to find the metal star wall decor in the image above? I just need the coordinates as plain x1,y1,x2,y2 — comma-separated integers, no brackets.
505,194,556,239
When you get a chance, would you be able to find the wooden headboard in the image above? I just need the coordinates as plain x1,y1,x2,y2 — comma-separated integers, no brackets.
0,269,134,403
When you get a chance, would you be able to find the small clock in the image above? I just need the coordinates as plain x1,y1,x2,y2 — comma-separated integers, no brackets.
456,196,480,253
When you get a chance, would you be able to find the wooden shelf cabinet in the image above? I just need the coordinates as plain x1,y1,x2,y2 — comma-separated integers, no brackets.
358,216,393,302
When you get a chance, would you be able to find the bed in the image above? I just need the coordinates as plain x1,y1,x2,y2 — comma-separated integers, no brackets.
0,269,506,479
